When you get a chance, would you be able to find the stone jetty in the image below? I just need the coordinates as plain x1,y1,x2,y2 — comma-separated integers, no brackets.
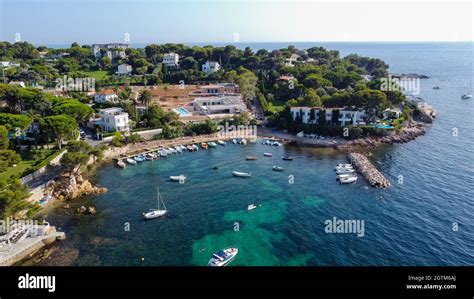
348,152,390,188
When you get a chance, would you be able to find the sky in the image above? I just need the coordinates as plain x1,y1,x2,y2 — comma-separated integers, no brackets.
0,0,473,45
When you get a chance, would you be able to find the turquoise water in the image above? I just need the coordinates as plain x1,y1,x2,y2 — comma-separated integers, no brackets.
44,42,474,266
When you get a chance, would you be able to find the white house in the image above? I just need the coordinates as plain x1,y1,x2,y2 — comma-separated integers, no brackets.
94,89,119,103
290,107,366,126
8,81,26,88
93,43,129,59
202,61,221,74
162,53,179,68
0,61,20,68
116,63,132,76
98,107,130,132
285,54,300,67
192,96,247,115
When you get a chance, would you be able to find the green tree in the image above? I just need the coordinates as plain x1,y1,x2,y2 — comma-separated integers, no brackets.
0,125,9,150
111,132,124,147
0,179,39,219
237,69,258,104
138,89,152,114
42,115,77,149
60,151,89,176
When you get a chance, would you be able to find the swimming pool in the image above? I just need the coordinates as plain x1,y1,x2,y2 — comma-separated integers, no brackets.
374,124,394,129
173,107,192,116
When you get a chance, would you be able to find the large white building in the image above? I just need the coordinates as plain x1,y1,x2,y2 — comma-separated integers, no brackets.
202,61,221,74
92,43,129,59
162,53,179,68
94,89,119,103
98,108,130,132
116,63,132,76
192,96,247,115
290,107,366,126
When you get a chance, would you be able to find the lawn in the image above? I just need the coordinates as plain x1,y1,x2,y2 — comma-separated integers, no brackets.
0,149,56,181
84,70,109,80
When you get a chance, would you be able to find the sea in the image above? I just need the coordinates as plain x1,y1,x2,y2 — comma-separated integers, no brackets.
39,42,474,266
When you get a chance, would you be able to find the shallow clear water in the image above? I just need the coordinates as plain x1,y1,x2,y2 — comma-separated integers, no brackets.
45,42,474,266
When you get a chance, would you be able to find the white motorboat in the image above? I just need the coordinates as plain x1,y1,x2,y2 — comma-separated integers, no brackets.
208,248,238,267
147,153,157,159
126,158,137,165
145,155,154,161
263,152,272,157
335,163,352,170
170,175,186,182
232,171,251,178
143,187,167,220
174,145,183,153
461,84,472,99
340,176,358,184
208,142,218,148
272,166,284,171
180,145,187,151
168,147,176,154
241,139,247,145
159,150,168,157
336,168,355,175
232,138,238,144
117,160,126,168
336,173,353,180
217,140,226,146
247,204,257,211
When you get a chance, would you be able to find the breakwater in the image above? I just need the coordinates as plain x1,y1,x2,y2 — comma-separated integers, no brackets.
348,152,390,188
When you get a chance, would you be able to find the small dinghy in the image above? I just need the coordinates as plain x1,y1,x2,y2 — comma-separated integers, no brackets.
180,145,187,151
117,160,126,168
246,156,258,161
272,166,284,171
232,171,251,178
335,163,352,170
201,143,208,149
208,247,238,267
264,153,272,157
217,140,226,146
247,204,257,211
282,156,293,161
170,175,186,182
187,145,194,151
336,173,353,180
232,138,238,144
126,158,137,165
241,139,247,145
134,155,145,162
208,142,217,148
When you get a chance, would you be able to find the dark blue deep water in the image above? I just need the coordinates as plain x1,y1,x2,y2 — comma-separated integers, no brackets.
45,42,474,266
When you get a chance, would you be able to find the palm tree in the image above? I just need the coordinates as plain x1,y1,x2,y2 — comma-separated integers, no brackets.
138,89,152,115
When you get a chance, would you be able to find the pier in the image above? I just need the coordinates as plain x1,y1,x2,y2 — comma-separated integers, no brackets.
348,153,390,188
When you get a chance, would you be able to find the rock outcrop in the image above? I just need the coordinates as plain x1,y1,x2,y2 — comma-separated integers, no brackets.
50,173,107,201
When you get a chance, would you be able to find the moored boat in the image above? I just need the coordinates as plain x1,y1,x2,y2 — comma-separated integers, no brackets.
143,186,167,220
247,204,257,211
201,142,208,149
282,156,293,161
340,176,358,184
187,145,194,151
263,152,272,157
272,166,284,171
336,168,355,174
126,158,137,165
241,138,247,145
336,173,353,180
208,142,218,147
217,140,226,146
232,171,251,178
117,160,126,168
335,163,352,170
134,155,145,162
246,156,258,161
170,175,186,182
208,248,238,267
232,138,238,144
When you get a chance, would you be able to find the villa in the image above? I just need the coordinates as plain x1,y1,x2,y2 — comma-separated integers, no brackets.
94,89,119,103
192,96,247,115
189,83,240,97
285,54,300,67
92,43,129,59
202,61,221,74
98,107,130,132
162,53,179,68
290,106,367,126
116,63,132,76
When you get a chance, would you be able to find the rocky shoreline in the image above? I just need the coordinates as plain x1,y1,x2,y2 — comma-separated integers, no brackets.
46,172,108,202
348,152,391,188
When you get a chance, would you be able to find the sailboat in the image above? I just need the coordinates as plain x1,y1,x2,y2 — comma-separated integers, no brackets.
143,186,167,220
